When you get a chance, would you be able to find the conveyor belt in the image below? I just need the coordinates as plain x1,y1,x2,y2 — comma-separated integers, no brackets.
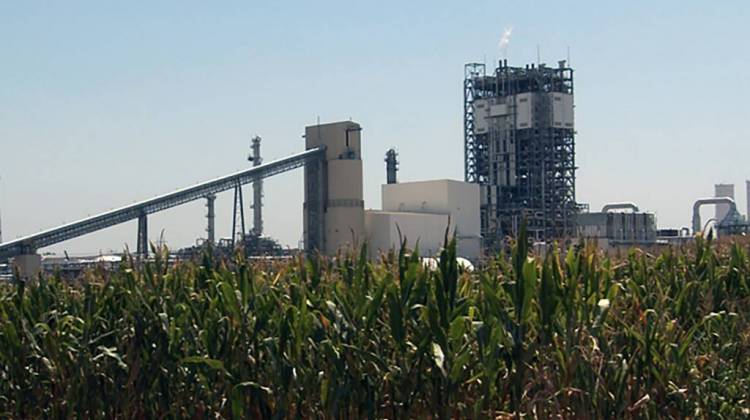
0,147,324,260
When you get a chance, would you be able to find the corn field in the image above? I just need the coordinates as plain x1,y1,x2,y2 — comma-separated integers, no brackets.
1,228,749,418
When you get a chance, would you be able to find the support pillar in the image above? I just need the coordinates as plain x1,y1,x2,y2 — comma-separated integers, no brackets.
206,194,216,244
250,136,263,236
137,212,148,257
231,183,246,247
13,253,41,283
303,156,325,253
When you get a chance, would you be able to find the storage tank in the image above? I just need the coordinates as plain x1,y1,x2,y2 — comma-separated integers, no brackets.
715,183,735,222
304,121,365,255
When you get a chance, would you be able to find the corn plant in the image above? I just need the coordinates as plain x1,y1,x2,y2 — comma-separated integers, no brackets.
0,232,749,418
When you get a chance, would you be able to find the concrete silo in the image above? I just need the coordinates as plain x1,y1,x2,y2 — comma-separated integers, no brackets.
303,121,365,255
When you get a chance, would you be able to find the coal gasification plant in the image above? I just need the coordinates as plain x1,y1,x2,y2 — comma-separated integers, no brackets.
464,60,577,248
5,54,750,280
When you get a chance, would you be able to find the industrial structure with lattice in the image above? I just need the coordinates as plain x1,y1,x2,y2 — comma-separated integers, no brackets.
464,59,577,247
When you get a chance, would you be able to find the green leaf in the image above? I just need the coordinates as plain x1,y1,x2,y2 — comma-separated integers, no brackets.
387,287,405,345
180,356,225,371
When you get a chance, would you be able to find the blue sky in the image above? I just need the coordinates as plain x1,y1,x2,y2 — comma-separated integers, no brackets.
1,1,749,254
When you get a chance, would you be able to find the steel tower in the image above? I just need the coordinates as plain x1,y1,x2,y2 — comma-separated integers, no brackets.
464,60,577,247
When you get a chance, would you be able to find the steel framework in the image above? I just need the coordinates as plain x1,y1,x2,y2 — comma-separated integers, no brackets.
0,148,325,260
464,61,577,246
231,182,246,247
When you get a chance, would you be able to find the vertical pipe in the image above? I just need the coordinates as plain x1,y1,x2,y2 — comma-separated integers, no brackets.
251,136,263,235
205,194,216,244
239,184,245,238
137,212,148,257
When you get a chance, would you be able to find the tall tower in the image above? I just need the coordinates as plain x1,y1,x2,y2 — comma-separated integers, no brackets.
714,183,735,222
385,148,398,184
464,60,577,246
303,121,365,255
250,136,264,235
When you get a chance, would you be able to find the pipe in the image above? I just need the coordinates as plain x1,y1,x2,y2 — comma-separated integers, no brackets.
251,136,263,235
692,197,736,235
601,202,640,213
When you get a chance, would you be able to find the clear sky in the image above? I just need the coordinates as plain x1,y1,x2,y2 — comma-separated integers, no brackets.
1,1,749,255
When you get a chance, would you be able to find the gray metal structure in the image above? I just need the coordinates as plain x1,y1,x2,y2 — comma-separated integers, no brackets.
205,194,216,244
692,197,749,236
464,60,577,245
250,136,264,235
0,148,325,261
231,182,246,247
602,203,640,213
577,211,657,245
385,148,398,184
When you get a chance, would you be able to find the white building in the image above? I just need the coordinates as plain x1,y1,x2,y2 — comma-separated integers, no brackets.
715,183,735,222
365,211,450,258
365,179,481,260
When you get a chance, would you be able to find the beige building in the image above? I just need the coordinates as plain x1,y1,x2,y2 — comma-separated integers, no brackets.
304,121,365,255
303,122,481,260
365,211,450,259
366,179,481,260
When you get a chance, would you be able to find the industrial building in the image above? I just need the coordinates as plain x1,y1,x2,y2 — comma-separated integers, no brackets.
303,121,366,255
464,60,577,247
576,203,657,248
366,180,481,260
365,211,450,258
302,122,481,260
715,183,735,222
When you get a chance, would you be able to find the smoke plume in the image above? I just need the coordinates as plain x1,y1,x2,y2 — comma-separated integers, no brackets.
498,26,513,55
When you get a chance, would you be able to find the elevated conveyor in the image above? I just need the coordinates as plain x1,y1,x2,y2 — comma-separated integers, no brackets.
0,147,325,260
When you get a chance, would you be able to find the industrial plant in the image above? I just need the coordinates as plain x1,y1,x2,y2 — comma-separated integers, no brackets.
464,60,577,247
1,57,750,281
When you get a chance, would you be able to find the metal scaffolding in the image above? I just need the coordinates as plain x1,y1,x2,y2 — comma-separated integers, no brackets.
464,60,577,246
